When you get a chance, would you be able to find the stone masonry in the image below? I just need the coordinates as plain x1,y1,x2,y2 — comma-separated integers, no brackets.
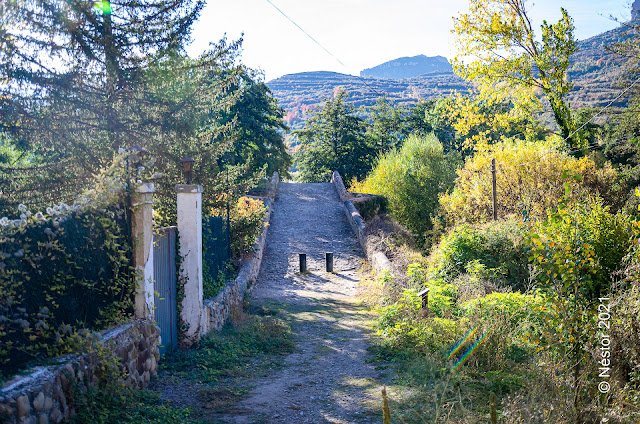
0,319,160,424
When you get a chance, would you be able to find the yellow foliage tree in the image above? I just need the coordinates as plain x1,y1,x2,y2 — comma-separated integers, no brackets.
440,137,619,224
452,0,579,148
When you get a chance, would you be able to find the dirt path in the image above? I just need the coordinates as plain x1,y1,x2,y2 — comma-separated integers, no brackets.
219,182,385,423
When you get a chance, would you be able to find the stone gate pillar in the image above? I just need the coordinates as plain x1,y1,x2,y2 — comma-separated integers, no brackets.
176,184,204,346
132,183,155,319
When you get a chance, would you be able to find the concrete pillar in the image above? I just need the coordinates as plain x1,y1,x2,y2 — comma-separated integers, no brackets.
176,184,204,345
132,183,155,319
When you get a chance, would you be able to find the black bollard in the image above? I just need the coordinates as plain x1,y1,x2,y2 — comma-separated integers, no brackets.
325,252,334,273
299,253,307,273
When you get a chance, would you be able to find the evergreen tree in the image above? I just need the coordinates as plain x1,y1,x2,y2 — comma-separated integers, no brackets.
295,90,373,184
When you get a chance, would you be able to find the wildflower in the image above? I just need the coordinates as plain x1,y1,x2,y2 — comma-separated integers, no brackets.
20,214,26,220
46,207,54,215
44,227,53,236
18,204,27,213
35,212,44,221
35,320,48,330
118,147,126,154
25,211,31,217
0,217,8,227
12,220,22,227
14,249,24,258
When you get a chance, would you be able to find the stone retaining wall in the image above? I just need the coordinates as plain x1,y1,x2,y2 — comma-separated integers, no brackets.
201,173,278,332
331,171,392,275
0,319,160,424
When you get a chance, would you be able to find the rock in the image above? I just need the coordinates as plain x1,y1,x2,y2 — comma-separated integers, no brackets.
49,408,62,423
58,374,70,394
33,392,45,412
44,396,53,411
117,346,129,362
16,395,30,418
63,364,75,381
0,403,15,416
38,413,49,424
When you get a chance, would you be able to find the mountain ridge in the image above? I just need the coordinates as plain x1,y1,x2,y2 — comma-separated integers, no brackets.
268,22,634,129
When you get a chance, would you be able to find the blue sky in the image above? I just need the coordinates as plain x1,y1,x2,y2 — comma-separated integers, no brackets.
185,0,635,81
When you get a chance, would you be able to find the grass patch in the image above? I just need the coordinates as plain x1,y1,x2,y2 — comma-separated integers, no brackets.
160,312,295,383
70,386,206,424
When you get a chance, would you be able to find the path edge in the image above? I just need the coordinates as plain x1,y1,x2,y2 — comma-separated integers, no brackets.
331,171,392,275
202,172,279,332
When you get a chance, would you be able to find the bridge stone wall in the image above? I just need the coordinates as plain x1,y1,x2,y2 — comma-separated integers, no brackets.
331,171,392,275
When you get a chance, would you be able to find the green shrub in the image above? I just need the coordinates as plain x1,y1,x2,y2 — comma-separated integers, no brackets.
230,196,267,258
460,292,545,327
428,220,530,291
529,195,634,302
352,133,459,247
375,288,462,354
0,202,133,381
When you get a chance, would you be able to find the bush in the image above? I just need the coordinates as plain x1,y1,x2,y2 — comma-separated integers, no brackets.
427,219,530,291
0,202,133,381
352,133,459,247
529,195,634,302
230,196,267,258
440,137,621,224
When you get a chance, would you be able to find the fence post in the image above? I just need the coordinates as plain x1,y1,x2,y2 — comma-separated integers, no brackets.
132,182,155,319
176,184,204,345
491,158,497,221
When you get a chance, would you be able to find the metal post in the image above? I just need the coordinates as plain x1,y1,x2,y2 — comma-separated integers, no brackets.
325,252,334,273
491,158,497,221
299,253,307,273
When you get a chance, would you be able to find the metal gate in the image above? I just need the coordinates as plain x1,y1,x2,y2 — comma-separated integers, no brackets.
153,226,178,355
202,216,230,299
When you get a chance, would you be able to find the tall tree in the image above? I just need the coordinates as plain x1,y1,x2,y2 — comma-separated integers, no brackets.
296,90,373,184
214,68,292,180
0,0,208,210
453,0,579,148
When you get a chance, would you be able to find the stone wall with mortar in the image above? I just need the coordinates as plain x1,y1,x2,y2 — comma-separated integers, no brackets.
0,319,160,424
331,171,392,275
201,173,278,332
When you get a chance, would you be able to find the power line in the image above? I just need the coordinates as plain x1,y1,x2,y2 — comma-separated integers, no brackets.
262,0,385,97
263,0,344,67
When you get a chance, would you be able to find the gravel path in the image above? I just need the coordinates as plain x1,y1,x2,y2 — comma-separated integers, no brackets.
220,182,384,423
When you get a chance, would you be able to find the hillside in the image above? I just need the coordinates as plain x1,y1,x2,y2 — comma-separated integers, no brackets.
360,54,452,79
268,22,635,130
268,71,470,129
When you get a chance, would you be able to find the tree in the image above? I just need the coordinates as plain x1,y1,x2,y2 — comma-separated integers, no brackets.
363,97,435,153
295,90,373,184
351,133,459,247
0,0,215,212
453,0,579,148
214,68,292,180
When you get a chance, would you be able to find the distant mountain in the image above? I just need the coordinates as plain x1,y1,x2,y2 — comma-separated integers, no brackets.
360,55,453,79
267,71,469,129
268,22,635,131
